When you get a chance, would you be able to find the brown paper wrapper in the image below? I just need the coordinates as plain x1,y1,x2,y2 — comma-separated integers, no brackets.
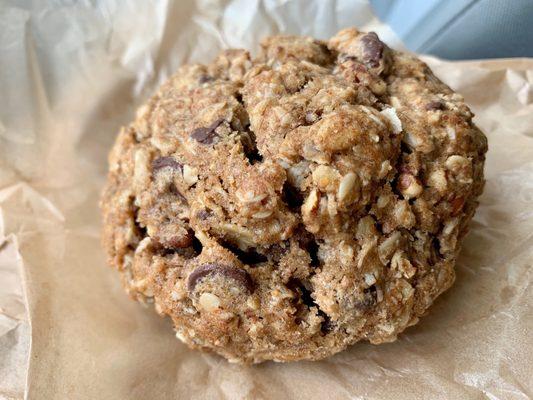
1,2,532,399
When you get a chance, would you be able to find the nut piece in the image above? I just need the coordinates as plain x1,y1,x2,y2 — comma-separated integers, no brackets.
302,189,319,216
312,165,340,191
378,231,402,263
450,196,465,216
393,200,416,228
337,172,360,204
445,155,470,172
391,250,416,278
236,190,267,204
247,296,260,310
356,216,377,241
377,193,390,208
379,160,392,178
445,155,472,183
397,173,423,199
427,169,447,193
158,231,193,249
302,143,328,164
182,164,199,186
199,293,221,312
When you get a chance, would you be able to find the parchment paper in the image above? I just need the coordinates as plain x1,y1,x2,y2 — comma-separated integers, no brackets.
0,1,532,399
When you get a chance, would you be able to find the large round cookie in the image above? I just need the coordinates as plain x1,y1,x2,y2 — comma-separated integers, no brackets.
101,28,487,363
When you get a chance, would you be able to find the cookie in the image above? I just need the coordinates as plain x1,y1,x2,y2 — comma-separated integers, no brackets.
101,28,487,363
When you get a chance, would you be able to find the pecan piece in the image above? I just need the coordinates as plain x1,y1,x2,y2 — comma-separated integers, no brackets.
450,196,465,216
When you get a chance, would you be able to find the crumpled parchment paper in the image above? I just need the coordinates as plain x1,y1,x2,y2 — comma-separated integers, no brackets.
0,1,531,399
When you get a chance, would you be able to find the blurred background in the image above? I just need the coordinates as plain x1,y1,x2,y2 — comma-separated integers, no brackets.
371,0,533,59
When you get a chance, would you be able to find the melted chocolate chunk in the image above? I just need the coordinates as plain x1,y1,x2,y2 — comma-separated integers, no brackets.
190,119,225,144
361,32,384,68
152,157,182,172
426,100,445,111
187,263,254,293
196,209,211,220
198,75,214,84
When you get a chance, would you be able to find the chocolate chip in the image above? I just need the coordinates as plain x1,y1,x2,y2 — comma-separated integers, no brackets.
196,210,211,220
425,101,445,111
187,263,254,293
190,119,225,144
152,157,182,172
360,32,384,68
198,75,214,84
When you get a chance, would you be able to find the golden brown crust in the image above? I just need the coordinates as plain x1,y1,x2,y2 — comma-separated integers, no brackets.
100,28,487,363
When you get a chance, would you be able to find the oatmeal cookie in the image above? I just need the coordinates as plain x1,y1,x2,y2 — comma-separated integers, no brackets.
101,28,487,363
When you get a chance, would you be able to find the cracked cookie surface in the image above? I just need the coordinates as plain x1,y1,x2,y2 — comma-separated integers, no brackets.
101,28,487,363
